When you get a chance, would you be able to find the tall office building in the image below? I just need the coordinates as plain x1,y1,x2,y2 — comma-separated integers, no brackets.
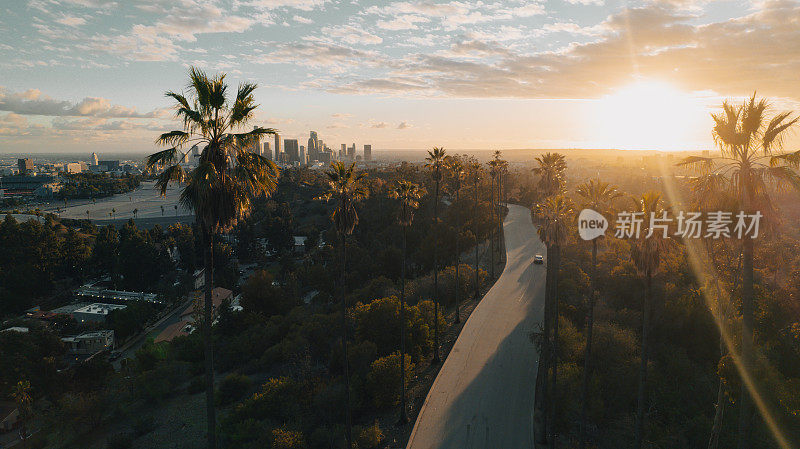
248,126,262,155
274,133,281,157
347,144,355,159
340,144,346,158
309,131,319,161
17,159,34,174
262,142,271,160
284,139,299,163
363,144,372,162
90,152,99,166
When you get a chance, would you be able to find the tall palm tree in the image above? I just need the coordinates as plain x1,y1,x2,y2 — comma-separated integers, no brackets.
688,174,742,449
678,94,800,448
629,192,672,449
533,152,567,198
575,178,622,449
488,158,499,280
12,380,31,440
533,194,575,445
445,156,464,324
425,147,446,364
146,67,279,449
468,158,482,301
318,161,369,447
133,208,139,220
389,180,425,424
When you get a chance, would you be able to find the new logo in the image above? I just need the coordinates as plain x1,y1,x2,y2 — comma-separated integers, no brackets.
578,208,608,241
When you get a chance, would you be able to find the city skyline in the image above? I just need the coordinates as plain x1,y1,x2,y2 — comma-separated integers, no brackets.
2,0,800,154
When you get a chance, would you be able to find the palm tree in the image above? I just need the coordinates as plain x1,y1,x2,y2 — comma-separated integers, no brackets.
85,210,89,220
533,152,567,198
688,174,741,449
488,159,497,280
174,204,178,217
469,159,482,301
425,146,446,364
389,180,425,424
318,161,368,447
12,380,31,440
575,179,622,449
161,204,165,216
133,208,139,220
678,94,799,448
111,208,116,219
146,67,279,449
629,192,672,449
445,156,464,324
533,195,574,446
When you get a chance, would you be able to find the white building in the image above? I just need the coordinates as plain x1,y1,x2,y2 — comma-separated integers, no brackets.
62,330,115,355
73,303,127,323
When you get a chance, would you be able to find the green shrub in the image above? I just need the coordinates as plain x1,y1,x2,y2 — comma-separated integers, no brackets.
271,427,305,449
106,432,133,449
356,420,384,449
133,414,156,437
216,373,253,405
365,352,414,409
187,375,205,394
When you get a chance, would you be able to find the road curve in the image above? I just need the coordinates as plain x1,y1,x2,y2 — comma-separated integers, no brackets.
407,204,546,449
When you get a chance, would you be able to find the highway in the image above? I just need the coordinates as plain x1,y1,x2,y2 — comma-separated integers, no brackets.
407,204,546,449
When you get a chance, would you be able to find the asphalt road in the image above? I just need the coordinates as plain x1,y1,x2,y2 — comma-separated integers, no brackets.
407,204,546,449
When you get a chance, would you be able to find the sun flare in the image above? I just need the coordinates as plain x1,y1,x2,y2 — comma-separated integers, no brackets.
594,80,709,151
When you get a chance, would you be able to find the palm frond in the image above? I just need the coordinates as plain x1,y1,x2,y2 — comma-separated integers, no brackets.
156,130,189,147
154,164,186,196
147,147,180,169
762,111,798,154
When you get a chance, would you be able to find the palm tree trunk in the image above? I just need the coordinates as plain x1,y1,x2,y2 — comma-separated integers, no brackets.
579,240,598,449
548,245,561,447
738,236,754,449
340,233,353,447
203,229,216,449
490,174,495,280
708,337,726,449
400,226,409,424
634,271,653,449
474,181,479,301
433,176,441,364
455,187,461,324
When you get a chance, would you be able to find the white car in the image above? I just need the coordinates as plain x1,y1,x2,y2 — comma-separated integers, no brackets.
534,254,544,264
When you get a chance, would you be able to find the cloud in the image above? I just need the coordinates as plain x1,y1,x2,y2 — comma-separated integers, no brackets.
237,0,330,11
371,121,389,128
293,15,313,24
83,2,255,61
54,16,87,27
397,121,412,129
319,25,383,45
332,113,353,118
328,1,800,100
249,41,383,68
0,87,163,118
376,14,430,30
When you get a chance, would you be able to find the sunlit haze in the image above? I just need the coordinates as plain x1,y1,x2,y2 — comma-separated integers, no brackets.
2,0,800,154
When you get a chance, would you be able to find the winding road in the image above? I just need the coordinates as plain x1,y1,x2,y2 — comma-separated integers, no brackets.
407,204,546,449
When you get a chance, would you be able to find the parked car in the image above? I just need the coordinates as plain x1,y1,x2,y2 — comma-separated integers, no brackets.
534,254,544,264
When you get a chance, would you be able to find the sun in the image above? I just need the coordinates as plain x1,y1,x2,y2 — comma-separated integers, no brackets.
593,80,709,151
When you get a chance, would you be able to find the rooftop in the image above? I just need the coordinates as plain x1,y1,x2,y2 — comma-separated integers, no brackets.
74,303,127,315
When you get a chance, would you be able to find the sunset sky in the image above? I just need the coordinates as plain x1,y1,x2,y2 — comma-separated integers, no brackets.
1,0,799,154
